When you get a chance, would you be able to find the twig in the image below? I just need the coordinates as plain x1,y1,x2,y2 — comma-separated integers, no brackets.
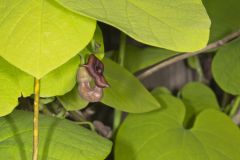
33,78,40,160
137,31,240,80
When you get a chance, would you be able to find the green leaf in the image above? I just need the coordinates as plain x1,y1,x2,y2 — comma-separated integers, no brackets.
151,87,172,96
58,86,89,111
0,55,82,116
203,0,240,42
92,25,105,54
55,0,211,52
124,45,178,73
80,26,105,63
115,94,240,160
0,110,112,160
40,56,80,97
180,82,220,126
102,58,160,113
0,0,96,78
0,56,33,116
212,38,240,95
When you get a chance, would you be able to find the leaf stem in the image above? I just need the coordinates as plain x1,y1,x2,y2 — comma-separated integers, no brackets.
33,78,40,160
230,96,240,117
113,33,126,133
74,121,95,131
118,33,126,66
194,56,204,82
113,110,122,133
137,30,240,79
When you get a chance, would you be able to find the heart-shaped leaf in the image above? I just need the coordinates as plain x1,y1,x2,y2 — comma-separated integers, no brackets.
102,58,160,113
202,0,240,42
0,0,96,78
124,45,178,73
55,0,211,52
115,94,240,160
0,110,112,160
212,38,240,95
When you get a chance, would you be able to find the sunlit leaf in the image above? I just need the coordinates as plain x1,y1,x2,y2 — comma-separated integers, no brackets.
0,0,96,78
0,57,33,116
55,0,211,52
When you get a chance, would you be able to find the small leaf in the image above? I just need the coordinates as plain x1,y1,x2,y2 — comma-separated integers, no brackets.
180,82,220,126
115,94,240,160
124,45,178,73
0,0,96,78
0,110,112,160
55,0,211,52
203,0,240,42
102,58,160,113
58,86,89,111
0,57,33,116
212,38,240,95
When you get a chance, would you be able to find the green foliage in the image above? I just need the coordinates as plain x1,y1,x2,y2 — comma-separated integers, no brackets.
115,93,240,160
55,57,161,112
180,82,219,125
0,56,81,116
55,0,211,52
0,110,112,160
151,87,172,96
58,86,88,111
0,0,96,78
102,58,160,113
0,57,33,116
203,0,240,42
212,38,240,95
0,0,239,159
124,45,178,73
40,56,80,97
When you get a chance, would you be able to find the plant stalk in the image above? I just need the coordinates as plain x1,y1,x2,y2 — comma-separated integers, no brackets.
113,33,126,133
118,33,126,66
193,56,204,82
230,96,240,117
33,78,40,160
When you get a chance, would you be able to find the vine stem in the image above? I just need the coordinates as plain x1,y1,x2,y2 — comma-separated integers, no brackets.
118,33,126,66
137,30,240,79
33,78,40,160
113,33,126,133
230,96,240,117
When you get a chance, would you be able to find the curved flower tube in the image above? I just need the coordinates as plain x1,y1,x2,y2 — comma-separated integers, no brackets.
77,54,109,102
